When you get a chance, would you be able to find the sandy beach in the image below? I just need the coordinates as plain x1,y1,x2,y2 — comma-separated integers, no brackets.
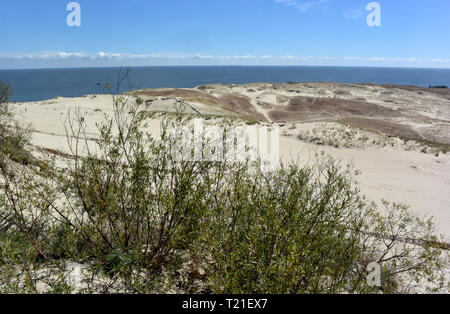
10,82,450,239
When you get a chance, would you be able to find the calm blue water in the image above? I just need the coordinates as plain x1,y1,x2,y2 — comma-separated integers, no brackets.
0,66,449,102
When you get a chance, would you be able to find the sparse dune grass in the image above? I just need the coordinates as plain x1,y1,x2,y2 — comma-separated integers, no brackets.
1,90,448,294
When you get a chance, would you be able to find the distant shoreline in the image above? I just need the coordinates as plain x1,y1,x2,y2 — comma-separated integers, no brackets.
9,82,449,105
1,66,450,102
2,64,450,71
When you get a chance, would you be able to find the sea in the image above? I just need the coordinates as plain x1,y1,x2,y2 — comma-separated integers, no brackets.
0,66,449,103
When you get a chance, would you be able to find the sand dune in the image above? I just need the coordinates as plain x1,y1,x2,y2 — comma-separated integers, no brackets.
11,82,450,238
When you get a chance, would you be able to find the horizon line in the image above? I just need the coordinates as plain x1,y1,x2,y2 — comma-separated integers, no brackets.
2,64,450,71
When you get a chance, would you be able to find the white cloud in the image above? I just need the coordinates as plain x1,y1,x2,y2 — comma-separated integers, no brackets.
193,53,215,60
97,52,122,59
1,52,450,68
275,0,330,13
1,52,449,64
280,55,295,60
58,52,83,58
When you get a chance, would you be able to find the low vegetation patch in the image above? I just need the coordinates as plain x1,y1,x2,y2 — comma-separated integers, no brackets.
0,86,448,294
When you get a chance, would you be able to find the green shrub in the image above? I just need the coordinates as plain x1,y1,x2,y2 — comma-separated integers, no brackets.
0,81,32,167
0,80,13,113
201,161,370,293
0,90,448,294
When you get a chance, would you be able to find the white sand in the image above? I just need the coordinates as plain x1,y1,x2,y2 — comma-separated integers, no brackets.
10,89,450,240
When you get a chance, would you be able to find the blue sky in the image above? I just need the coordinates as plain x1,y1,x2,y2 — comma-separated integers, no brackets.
1,0,449,69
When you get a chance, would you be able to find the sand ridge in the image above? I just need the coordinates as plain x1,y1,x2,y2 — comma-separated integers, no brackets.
10,82,450,238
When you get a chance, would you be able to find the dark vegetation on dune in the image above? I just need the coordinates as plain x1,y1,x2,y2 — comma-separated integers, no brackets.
130,83,450,149
0,80,449,293
381,84,450,100
128,88,267,121
337,117,450,152
268,96,404,122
